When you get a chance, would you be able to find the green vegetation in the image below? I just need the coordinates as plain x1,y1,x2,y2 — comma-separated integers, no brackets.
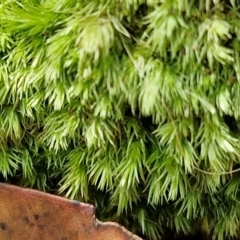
1,0,240,239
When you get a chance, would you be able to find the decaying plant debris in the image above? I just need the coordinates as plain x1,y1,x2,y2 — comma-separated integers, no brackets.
0,183,142,240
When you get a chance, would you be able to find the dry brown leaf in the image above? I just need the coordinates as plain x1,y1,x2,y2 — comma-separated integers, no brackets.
0,183,142,240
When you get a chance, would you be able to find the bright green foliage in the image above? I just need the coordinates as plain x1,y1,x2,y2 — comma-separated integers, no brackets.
1,0,240,239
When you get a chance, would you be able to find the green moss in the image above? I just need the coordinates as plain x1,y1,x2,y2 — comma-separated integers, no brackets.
1,0,240,239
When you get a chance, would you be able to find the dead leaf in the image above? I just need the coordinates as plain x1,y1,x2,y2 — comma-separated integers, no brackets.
0,183,142,240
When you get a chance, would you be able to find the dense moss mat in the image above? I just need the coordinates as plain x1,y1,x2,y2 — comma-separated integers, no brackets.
1,0,240,239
